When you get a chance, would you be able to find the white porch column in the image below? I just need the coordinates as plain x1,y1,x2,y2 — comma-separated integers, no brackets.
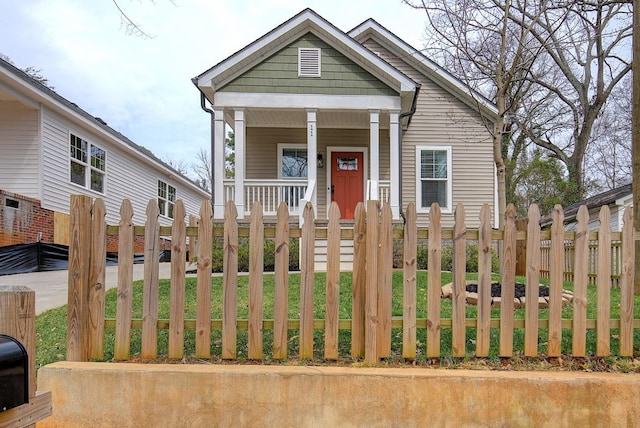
234,109,246,219
307,109,318,210
213,107,225,219
369,110,380,200
389,111,400,219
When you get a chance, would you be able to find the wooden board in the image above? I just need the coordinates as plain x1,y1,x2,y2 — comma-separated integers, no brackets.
88,198,106,360
66,195,92,362
403,203,417,359
222,201,239,359
547,205,564,357
619,207,635,356
324,202,341,359
248,202,264,359
53,211,70,245
499,204,517,357
365,200,379,363
273,202,290,359
452,203,466,357
476,204,491,357
427,203,442,358
572,205,589,357
168,200,186,359
141,200,160,359
114,199,134,360
196,200,213,358
377,203,393,358
524,204,541,357
299,202,315,359
351,203,366,358
596,206,611,356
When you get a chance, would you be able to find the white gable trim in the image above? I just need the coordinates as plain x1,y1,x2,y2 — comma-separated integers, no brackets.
195,9,417,94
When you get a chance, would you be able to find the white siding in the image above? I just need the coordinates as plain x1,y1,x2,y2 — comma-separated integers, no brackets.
0,102,40,198
40,107,206,226
363,39,495,228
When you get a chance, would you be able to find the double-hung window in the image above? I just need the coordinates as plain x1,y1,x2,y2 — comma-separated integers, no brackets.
70,133,106,193
278,144,308,206
158,180,176,218
279,145,308,179
416,146,452,212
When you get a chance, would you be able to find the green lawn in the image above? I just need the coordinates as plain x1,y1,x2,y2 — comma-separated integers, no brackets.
35,272,640,371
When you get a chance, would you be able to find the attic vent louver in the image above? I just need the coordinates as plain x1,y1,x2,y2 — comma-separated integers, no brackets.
298,48,321,77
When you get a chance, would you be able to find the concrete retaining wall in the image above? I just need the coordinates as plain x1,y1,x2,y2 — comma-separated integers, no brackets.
37,362,640,427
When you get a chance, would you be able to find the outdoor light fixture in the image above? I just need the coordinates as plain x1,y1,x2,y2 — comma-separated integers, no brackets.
317,153,324,168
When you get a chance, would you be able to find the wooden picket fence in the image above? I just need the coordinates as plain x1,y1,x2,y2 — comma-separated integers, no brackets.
540,240,623,287
66,195,638,363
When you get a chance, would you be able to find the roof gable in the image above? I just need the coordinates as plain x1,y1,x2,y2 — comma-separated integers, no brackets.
194,9,417,100
220,32,397,97
348,18,497,118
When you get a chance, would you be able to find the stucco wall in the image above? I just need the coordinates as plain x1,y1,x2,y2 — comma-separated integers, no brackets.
37,362,640,427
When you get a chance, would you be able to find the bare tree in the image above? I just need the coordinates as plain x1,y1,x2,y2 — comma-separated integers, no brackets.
510,0,633,199
162,157,190,176
1,54,55,89
584,76,632,190
192,147,212,191
111,0,155,39
404,0,550,227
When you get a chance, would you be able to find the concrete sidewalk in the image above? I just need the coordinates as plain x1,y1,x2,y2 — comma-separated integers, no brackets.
0,263,175,314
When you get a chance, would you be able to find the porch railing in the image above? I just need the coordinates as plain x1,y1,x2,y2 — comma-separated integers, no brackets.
223,179,307,216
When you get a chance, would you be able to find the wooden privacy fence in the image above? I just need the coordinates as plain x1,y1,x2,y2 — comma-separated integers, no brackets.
66,195,637,363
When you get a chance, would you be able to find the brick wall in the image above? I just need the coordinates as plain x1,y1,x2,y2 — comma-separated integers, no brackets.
106,235,173,253
0,190,54,246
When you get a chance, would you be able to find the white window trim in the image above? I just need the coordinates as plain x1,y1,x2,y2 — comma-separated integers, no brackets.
69,131,107,195
415,145,453,214
298,47,321,77
157,179,176,219
277,143,308,179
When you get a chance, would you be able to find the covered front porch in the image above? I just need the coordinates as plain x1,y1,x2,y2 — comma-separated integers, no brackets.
214,107,401,221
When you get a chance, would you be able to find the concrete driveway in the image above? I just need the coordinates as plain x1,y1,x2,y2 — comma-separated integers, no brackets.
0,263,175,314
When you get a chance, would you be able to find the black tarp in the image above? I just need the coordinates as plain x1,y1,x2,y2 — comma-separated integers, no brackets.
0,242,146,276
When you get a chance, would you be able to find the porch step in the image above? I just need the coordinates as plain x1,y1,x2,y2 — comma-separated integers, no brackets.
314,239,354,272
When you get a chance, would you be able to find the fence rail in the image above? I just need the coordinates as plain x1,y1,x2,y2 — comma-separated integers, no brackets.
66,196,637,363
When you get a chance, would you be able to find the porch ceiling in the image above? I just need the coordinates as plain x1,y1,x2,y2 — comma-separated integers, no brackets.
225,109,392,129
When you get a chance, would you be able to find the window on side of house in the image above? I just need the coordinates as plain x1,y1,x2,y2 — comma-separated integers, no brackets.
279,145,308,179
158,180,176,219
298,47,321,77
416,146,452,212
70,133,106,193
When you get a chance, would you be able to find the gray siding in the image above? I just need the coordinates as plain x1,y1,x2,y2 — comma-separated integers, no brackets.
363,39,495,228
221,33,397,96
41,107,206,226
0,102,40,198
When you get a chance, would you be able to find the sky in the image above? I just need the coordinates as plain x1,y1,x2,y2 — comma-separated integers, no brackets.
0,0,430,175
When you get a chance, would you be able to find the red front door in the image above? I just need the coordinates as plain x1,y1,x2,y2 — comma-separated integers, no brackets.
331,152,364,220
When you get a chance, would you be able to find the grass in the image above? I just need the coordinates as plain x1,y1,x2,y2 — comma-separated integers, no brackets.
35,271,640,372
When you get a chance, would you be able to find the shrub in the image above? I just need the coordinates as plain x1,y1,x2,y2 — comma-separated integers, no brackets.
211,236,300,273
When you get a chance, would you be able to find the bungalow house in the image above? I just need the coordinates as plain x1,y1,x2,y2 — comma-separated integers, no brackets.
193,9,497,227
0,57,210,251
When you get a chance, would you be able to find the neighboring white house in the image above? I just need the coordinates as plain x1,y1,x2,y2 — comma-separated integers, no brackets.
193,9,497,228
550,183,633,232
0,57,210,249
